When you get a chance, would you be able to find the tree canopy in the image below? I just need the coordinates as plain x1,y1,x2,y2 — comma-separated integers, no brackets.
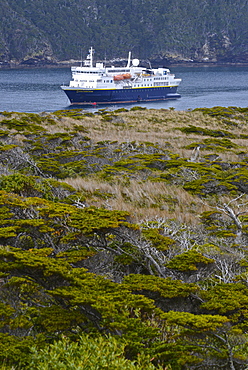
1,0,248,63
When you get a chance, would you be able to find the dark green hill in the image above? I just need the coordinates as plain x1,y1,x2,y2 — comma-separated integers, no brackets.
1,0,248,65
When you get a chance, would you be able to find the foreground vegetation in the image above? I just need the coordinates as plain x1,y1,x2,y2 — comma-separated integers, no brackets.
0,106,248,369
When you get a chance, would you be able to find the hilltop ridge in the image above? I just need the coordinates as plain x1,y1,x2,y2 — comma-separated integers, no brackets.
1,0,248,67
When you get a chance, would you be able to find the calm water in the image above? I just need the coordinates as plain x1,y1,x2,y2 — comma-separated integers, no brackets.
0,65,247,113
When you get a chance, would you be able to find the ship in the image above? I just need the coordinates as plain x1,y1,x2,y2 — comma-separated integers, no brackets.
61,47,181,105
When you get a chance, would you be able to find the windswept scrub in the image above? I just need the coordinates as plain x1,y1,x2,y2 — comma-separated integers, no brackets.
0,106,248,369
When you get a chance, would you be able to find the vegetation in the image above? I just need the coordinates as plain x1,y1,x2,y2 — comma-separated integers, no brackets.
0,107,248,369
1,0,248,64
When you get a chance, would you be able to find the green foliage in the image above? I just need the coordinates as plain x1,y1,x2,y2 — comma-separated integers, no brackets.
142,228,175,251
0,173,42,197
0,190,130,251
53,109,84,119
182,165,248,196
0,245,159,346
166,250,214,271
28,334,164,370
185,137,239,151
0,116,43,134
123,275,198,298
193,106,248,119
200,283,248,316
114,108,129,113
67,206,130,236
161,310,228,330
0,334,38,367
130,107,147,111
177,124,236,138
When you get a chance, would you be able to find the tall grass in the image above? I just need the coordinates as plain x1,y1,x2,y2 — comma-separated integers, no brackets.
64,176,210,224
54,108,248,224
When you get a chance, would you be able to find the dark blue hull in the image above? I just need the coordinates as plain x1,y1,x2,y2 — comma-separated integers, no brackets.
62,86,180,105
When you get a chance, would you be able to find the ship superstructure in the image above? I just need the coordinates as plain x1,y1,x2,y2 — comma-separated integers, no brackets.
61,47,181,105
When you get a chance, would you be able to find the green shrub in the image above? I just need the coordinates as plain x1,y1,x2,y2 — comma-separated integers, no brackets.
28,335,164,370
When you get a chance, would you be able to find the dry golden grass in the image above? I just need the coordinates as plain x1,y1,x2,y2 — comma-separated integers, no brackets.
45,109,221,146
64,176,210,224
4,108,248,225
7,108,248,154
47,109,248,154
51,108,248,224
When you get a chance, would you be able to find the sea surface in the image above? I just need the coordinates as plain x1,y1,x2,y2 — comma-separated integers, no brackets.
0,65,247,113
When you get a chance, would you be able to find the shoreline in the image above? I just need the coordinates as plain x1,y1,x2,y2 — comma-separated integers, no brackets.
1,59,248,70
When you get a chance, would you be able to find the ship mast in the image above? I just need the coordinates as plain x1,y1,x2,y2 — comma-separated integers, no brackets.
84,47,94,67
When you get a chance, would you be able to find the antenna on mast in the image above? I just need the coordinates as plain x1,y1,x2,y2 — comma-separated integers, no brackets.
126,51,131,68
80,49,83,67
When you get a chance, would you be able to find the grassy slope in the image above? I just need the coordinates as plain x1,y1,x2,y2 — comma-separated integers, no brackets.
1,106,248,223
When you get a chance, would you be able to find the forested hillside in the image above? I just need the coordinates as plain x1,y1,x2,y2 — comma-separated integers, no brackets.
0,0,248,66
0,106,248,369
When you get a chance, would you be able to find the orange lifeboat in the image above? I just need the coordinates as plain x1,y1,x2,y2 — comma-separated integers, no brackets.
122,73,131,79
114,74,124,81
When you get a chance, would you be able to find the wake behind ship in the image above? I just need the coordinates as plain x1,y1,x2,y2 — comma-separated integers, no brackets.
61,47,181,105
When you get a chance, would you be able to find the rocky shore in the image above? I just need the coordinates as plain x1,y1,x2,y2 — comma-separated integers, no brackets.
1,55,248,70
